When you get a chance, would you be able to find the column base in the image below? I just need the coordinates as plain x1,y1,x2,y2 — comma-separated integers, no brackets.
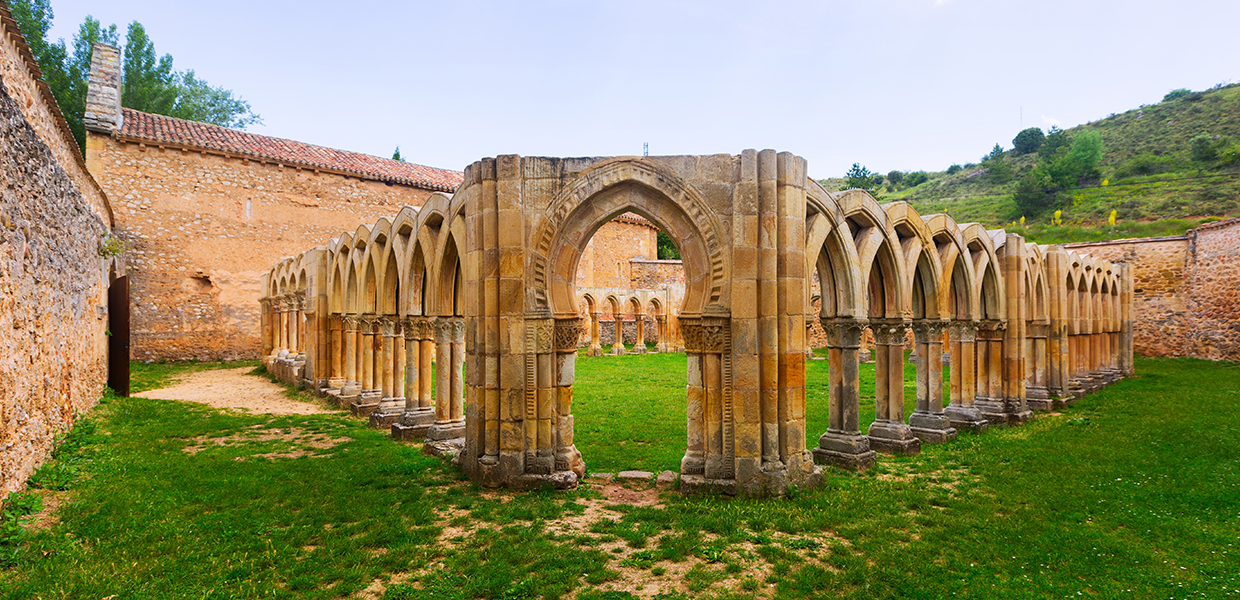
349,389,383,417
908,412,958,444
367,397,407,428
588,346,603,357
680,474,738,496
813,431,877,471
427,420,466,441
867,421,922,455
611,346,625,356
944,405,989,434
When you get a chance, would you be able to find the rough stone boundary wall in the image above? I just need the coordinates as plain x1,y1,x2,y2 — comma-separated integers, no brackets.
0,10,114,494
1065,217,1240,362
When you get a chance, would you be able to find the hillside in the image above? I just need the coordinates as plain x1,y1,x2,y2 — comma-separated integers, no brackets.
820,83,1240,244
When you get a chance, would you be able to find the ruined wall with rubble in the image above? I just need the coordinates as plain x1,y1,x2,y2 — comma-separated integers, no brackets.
86,134,436,360
1065,217,1240,362
0,9,113,495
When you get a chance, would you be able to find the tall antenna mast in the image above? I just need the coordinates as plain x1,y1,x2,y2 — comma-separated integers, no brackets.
643,142,648,157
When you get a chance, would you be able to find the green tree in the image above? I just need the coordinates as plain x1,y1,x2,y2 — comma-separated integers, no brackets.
886,170,904,185
840,163,881,197
1039,126,1071,161
1012,169,1058,215
946,164,962,175
8,2,259,148
904,171,929,187
392,146,404,161
656,230,680,260
1012,127,1045,155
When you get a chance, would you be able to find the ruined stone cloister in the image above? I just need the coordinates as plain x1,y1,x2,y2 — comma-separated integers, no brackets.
261,152,1134,496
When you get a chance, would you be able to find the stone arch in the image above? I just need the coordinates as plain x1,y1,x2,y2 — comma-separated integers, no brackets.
922,214,977,321
805,184,864,319
885,202,943,320
534,158,728,319
838,190,906,319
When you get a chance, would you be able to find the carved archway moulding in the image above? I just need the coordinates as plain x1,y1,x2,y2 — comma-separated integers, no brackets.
530,158,729,320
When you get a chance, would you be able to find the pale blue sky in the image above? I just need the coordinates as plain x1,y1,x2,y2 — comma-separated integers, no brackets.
46,0,1240,178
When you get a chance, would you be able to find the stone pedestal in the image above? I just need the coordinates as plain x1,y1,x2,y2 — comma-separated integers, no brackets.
813,431,877,471
391,407,435,441
909,412,957,444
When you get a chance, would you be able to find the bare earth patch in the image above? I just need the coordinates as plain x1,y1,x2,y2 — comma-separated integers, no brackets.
182,426,351,459
133,366,334,415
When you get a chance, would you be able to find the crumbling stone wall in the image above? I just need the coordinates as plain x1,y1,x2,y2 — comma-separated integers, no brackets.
629,259,685,288
1065,217,1240,362
0,11,112,494
88,136,436,360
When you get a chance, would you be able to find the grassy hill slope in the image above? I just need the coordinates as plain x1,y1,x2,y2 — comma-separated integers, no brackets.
819,83,1240,244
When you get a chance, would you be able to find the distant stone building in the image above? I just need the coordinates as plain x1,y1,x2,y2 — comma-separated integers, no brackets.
82,44,460,361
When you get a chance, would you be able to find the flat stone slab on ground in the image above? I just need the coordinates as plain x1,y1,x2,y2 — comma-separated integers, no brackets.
587,472,615,482
617,470,654,481
655,470,678,489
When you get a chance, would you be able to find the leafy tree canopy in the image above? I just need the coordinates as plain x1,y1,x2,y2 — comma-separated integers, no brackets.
9,0,261,150
656,230,680,260
392,146,404,161
840,163,882,197
1012,127,1045,155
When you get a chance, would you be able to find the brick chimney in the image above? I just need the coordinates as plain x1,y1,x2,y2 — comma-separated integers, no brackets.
83,43,122,133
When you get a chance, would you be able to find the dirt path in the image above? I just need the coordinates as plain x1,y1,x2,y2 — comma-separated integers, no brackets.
132,367,335,415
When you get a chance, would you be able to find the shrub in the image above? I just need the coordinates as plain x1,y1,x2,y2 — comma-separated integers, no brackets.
1190,133,1217,162
904,171,929,187
1012,127,1045,155
946,164,962,175
1115,153,1173,178
1013,170,1058,215
886,170,904,185
1163,88,1193,102
1039,126,1071,161
1218,143,1240,166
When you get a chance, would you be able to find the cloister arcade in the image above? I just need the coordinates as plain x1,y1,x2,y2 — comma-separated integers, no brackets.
261,151,1133,496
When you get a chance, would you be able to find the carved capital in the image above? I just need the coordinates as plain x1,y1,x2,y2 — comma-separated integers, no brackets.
379,316,397,337
911,320,948,342
821,318,867,349
948,320,977,343
452,318,466,343
554,318,585,352
682,317,729,353
870,319,909,346
434,317,454,342
342,315,361,331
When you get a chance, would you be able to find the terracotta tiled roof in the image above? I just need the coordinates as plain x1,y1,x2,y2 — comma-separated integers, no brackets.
118,108,463,192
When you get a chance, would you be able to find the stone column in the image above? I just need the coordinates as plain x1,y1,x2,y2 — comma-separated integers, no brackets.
554,318,586,478
945,320,987,433
328,316,345,389
681,321,706,476
909,321,956,444
867,320,920,455
589,312,603,357
379,316,397,399
813,318,875,470
277,295,290,358
634,313,646,354
1026,322,1051,410
976,320,1009,424
360,316,378,396
612,312,625,355
260,298,274,364
428,317,466,441
393,317,435,440
341,315,361,397
656,315,668,353
293,293,306,360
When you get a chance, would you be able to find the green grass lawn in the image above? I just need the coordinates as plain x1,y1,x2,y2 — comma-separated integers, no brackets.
2,356,1237,599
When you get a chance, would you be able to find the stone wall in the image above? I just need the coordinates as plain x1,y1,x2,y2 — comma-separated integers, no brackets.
630,258,685,288
1182,219,1240,361
86,135,436,360
1,8,113,495
1064,217,1240,362
575,215,658,288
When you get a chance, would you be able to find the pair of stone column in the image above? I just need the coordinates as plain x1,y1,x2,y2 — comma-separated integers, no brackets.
427,317,466,441
392,317,437,439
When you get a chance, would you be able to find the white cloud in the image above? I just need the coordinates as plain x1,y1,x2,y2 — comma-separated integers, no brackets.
1042,115,1061,127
